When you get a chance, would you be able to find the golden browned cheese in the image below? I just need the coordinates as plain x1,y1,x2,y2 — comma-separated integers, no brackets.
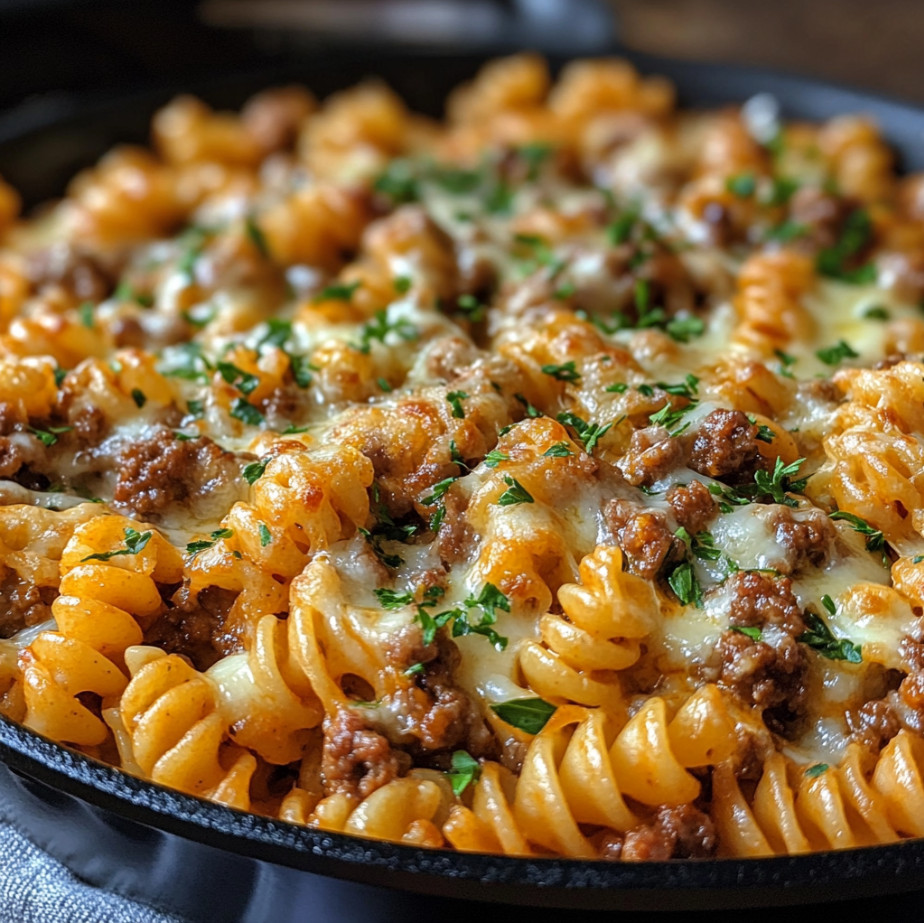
3,54,924,861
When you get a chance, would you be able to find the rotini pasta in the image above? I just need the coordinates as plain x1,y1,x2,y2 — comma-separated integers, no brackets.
3,54,924,864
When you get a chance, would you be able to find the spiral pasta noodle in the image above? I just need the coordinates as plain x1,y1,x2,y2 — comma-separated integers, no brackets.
5,53,924,865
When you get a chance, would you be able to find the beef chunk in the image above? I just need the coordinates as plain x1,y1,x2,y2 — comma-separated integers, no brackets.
706,573,808,736
604,498,682,579
600,804,717,861
767,506,835,572
688,409,765,483
667,480,717,535
26,244,113,302
113,426,238,518
0,569,55,638
321,708,401,799
846,700,900,754
617,425,683,488
385,633,481,754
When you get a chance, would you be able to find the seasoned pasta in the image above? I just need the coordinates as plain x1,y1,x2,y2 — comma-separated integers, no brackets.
4,54,924,862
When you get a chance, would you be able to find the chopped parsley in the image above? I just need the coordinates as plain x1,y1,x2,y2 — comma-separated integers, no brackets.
259,523,272,547
754,457,808,506
258,319,292,349
77,302,95,329
230,398,264,426
242,457,269,485
447,750,481,797
606,208,640,246
498,475,534,506
28,425,73,447
798,596,862,663
649,400,697,437
415,582,510,650
816,208,877,284
514,393,544,419
862,304,890,321
373,159,419,204
358,527,403,568
315,280,362,303
217,361,260,396
775,349,797,378
490,697,557,735
726,172,757,198
765,220,808,244
732,625,763,641
665,316,706,343
446,391,468,419
82,527,152,562
353,309,418,354
244,215,270,258
373,588,414,609
541,361,580,383
186,528,233,557
421,476,457,508
177,225,209,281
483,449,509,468
830,510,887,562
393,275,412,294
130,388,147,408
517,141,554,181
816,340,859,366
805,763,829,778
556,411,613,454
667,560,704,607
543,442,573,458
457,294,486,322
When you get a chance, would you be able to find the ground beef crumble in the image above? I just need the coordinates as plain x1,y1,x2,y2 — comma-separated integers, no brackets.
321,708,402,800
687,409,767,484
704,572,809,736
604,498,683,580
113,426,239,518
599,803,717,861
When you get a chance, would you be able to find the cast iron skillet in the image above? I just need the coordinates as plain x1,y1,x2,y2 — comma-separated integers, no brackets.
4,46,924,922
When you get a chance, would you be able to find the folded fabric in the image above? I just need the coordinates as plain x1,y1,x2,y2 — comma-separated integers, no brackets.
0,805,182,923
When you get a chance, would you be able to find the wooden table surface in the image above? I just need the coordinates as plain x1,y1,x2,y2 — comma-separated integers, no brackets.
612,0,924,103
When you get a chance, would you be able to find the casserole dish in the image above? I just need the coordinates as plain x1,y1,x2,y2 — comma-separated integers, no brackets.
5,36,924,920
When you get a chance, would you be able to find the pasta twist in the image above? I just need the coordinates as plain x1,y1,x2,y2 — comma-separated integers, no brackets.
713,743,901,857
518,545,657,712
19,516,182,748
452,690,735,857
222,445,373,580
301,772,452,848
112,648,257,809
820,423,924,550
206,613,323,764
66,147,183,247
0,254,27,329
819,115,894,203
732,250,816,353
288,556,408,715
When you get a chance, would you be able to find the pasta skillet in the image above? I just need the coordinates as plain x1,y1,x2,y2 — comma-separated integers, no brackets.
2,54,924,860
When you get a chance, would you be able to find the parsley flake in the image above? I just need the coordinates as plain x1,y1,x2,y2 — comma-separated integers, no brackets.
82,527,153,562
816,340,859,366
186,528,233,557
498,475,534,506
490,697,557,735
541,361,581,383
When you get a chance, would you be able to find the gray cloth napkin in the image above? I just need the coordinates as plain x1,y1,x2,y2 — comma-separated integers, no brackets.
0,807,182,923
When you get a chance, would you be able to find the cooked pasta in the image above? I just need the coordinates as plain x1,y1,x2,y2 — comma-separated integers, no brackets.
4,54,924,862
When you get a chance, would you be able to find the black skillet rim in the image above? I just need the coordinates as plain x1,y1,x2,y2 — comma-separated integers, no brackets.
4,46,924,911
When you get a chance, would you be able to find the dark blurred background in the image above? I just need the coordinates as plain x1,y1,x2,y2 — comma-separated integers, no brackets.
0,0,922,112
